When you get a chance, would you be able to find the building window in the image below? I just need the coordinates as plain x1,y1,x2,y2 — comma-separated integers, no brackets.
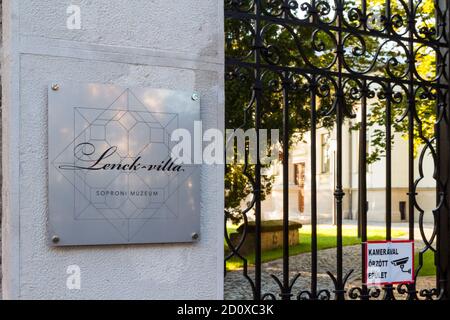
294,163,305,213
294,163,305,186
321,133,330,173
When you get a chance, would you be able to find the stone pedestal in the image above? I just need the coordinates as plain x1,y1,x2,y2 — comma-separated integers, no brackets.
229,220,302,255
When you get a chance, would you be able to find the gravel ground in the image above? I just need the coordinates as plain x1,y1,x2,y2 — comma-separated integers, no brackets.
224,244,439,300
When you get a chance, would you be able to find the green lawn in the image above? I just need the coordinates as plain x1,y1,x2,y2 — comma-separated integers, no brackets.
414,250,436,277
226,224,407,270
226,224,438,277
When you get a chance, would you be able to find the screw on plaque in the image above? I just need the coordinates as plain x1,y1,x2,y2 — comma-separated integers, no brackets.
52,235,60,244
191,93,199,101
191,233,199,240
51,84,60,91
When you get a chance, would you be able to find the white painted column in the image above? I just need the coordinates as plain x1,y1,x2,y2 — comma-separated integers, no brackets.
2,0,224,299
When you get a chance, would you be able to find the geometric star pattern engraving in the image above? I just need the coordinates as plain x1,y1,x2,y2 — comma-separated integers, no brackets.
51,89,197,241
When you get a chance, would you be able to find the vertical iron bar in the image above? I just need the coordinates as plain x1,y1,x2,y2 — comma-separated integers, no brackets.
407,0,415,242
335,0,345,300
407,115,415,238
282,73,290,300
442,61,450,299
359,80,368,300
383,83,395,300
407,0,417,299
435,0,442,293
280,1,291,300
310,0,318,300
310,78,318,298
381,0,395,301
435,89,442,293
357,0,366,240
385,0,392,243
438,102,450,298
254,0,262,300
438,0,450,298
385,84,392,241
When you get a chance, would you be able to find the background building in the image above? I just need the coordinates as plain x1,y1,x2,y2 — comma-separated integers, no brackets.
261,119,436,224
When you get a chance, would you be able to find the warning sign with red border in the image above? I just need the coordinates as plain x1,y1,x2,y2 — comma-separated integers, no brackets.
365,240,414,286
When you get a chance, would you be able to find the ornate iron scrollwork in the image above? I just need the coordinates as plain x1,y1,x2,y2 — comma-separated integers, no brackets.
225,0,448,300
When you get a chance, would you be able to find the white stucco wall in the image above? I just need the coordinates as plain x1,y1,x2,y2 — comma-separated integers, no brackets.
2,0,224,299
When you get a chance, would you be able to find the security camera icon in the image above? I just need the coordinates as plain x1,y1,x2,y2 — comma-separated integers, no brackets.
391,257,411,274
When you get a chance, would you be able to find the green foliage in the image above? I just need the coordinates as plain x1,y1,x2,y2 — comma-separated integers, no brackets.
225,19,337,221
363,94,436,164
225,0,438,219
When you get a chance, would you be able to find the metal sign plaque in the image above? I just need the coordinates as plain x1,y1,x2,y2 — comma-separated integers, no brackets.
365,240,414,285
48,84,200,246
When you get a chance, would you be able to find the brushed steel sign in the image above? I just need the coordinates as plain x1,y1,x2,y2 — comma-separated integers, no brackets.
48,84,200,246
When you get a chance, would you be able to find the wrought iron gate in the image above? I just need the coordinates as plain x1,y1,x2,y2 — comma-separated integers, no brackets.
224,0,450,300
